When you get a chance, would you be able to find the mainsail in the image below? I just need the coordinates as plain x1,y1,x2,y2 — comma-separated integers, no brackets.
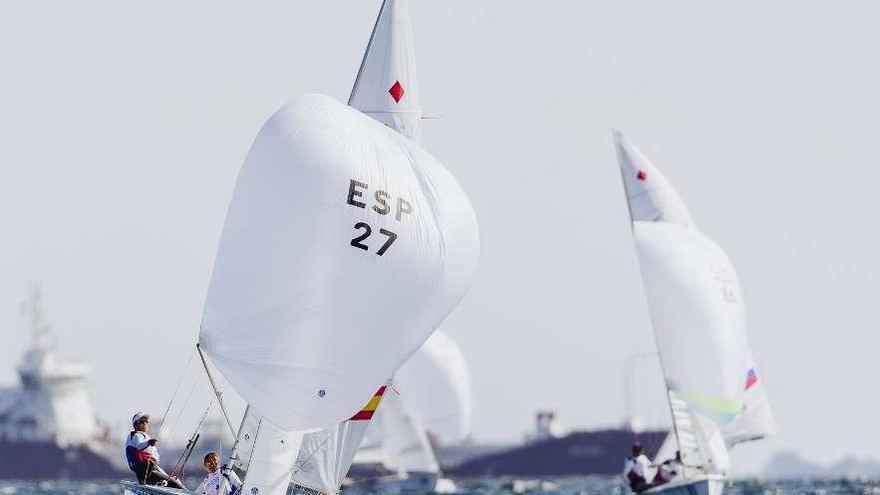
615,132,770,473
349,0,422,141
199,93,479,495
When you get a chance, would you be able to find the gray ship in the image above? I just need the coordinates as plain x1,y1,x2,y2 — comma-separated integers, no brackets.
0,288,124,479
444,412,667,477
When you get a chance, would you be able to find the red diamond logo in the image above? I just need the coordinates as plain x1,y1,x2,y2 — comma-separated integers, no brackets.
636,170,647,181
389,80,405,103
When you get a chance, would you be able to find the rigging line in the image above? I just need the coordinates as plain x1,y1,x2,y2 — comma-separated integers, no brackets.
157,347,197,433
168,365,204,439
171,398,214,478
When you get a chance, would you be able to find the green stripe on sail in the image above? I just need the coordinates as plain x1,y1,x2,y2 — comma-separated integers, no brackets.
675,390,743,422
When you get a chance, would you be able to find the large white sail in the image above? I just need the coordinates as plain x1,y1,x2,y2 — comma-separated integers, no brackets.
721,351,777,447
394,331,472,444
200,94,479,433
616,133,755,474
349,0,422,141
198,94,478,495
284,2,433,491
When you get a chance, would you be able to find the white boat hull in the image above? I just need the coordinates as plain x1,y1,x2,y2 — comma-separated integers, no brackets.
642,475,725,495
121,481,189,495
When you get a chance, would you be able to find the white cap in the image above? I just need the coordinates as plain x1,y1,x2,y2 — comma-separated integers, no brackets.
131,412,150,425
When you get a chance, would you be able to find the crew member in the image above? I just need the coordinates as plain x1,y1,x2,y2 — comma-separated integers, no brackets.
653,451,683,485
195,451,242,495
622,443,653,492
124,412,186,489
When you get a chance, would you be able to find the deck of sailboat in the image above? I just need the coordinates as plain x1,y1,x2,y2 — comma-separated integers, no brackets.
121,481,190,495
642,474,725,495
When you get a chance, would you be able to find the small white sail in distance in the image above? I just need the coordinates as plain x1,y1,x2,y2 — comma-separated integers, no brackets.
349,0,422,141
379,388,440,475
357,331,471,477
393,330,472,444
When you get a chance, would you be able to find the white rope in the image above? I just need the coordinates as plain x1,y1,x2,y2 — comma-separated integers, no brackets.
157,347,197,433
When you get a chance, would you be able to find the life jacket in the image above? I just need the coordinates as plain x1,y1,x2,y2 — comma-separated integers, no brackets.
126,431,156,471
652,461,678,485
625,457,646,485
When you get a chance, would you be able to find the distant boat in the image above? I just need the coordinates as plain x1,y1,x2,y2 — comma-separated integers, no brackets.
122,87,479,495
613,132,776,495
0,287,122,480
352,331,471,493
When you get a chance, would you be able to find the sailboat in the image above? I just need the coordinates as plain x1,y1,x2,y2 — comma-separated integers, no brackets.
209,3,459,494
349,3,468,491
355,331,471,494
291,2,467,493
121,61,479,495
613,132,775,495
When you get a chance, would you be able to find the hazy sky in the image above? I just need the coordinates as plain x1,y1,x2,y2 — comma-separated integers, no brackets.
1,0,878,476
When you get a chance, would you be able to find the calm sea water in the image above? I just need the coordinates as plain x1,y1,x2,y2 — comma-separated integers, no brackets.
1,478,878,495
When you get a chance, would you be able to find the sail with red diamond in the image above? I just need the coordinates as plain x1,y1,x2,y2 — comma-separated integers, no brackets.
614,132,775,493
349,0,422,141
613,131,692,226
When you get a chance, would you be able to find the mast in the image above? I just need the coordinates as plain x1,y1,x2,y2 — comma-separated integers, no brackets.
613,133,684,456
196,343,237,439
228,404,252,467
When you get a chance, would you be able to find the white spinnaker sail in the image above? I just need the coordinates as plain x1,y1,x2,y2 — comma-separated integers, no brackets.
349,0,422,141
617,133,752,473
379,390,440,474
721,351,777,447
292,384,389,493
394,331,472,444
199,94,479,433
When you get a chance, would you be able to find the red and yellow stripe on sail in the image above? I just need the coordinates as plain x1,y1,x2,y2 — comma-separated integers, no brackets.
349,385,387,421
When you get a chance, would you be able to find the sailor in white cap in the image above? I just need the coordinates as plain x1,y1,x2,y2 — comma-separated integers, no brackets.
124,412,186,489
